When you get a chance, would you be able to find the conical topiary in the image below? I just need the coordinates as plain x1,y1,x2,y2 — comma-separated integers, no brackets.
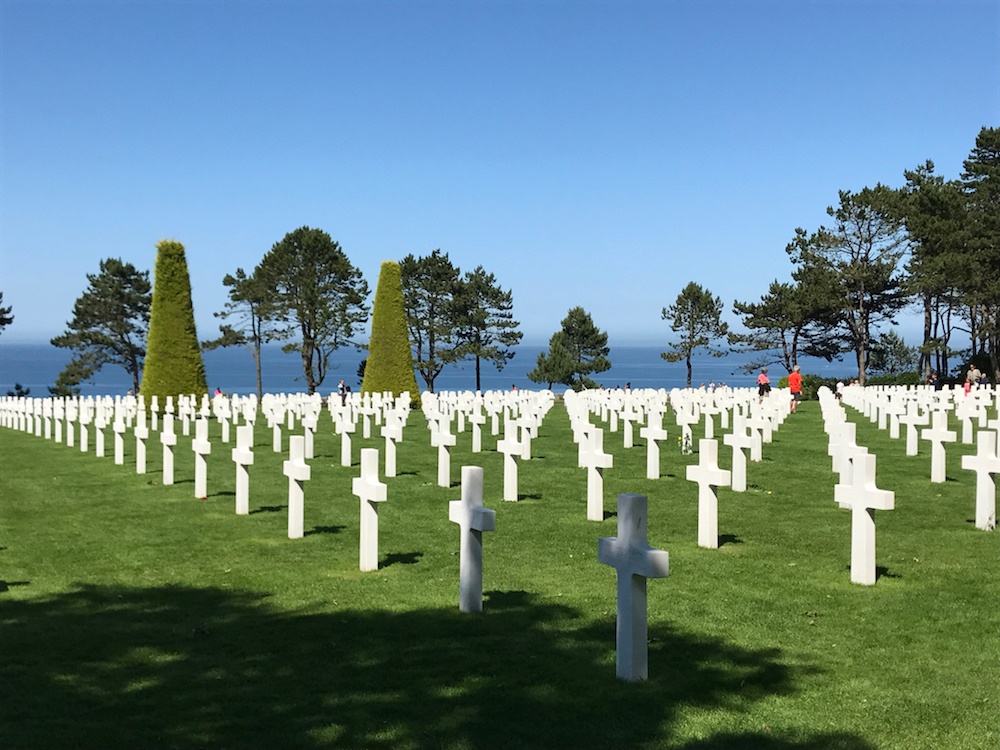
361,260,420,408
141,239,208,403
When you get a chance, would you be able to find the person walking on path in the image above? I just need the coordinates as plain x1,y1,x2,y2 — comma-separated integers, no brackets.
338,379,348,406
788,365,803,413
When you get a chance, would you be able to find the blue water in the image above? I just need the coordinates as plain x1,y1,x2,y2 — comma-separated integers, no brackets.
0,341,854,397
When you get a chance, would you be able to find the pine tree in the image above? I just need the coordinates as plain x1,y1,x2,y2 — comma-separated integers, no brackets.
141,240,208,403
362,261,421,407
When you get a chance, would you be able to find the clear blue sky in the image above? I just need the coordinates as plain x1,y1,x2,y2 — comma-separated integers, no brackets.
1,0,997,348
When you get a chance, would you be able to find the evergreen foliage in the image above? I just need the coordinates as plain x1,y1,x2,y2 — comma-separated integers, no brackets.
51,258,151,394
399,249,462,393
548,307,610,391
0,291,13,334
787,187,909,385
141,240,208,403
361,261,421,408
202,267,278,400
662,282,728,388
257,227,369,395
453,266,523,392
526,332,575,389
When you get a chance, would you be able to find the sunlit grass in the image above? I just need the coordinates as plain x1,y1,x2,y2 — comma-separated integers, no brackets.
1,397,998,749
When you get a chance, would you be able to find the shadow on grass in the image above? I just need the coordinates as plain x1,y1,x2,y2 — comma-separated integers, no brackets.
0,584,853,750
380,551,423,568
304,525,346,536
0,581,29,591
249,505,285,515
719,534,743,547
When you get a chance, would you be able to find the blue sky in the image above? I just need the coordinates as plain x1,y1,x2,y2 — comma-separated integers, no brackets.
1,0,997,348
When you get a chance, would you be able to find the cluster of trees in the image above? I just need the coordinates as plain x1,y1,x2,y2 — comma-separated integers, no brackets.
24,125,1000,395
649,126,999,386
46,228,522,399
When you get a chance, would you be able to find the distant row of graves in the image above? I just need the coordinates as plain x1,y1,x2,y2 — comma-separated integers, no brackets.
1,380,997,681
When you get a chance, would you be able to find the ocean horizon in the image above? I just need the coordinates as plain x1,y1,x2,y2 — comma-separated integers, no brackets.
0,341,857,398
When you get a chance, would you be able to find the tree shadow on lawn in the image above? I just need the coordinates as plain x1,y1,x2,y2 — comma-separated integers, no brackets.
0,584,850,750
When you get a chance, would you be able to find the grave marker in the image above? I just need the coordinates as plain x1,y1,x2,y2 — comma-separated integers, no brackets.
354,447,387,571
597,493,670,682
449,466,496,613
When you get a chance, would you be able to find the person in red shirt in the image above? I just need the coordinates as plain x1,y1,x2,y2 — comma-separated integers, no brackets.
788,364,803,413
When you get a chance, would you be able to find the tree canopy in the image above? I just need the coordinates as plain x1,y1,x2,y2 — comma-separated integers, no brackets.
202,267,278,400
662,282,728,388
51,258,151,394
258,227,370,395
453,266,523,392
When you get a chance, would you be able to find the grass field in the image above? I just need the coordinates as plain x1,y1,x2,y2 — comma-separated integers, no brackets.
1,397,998,749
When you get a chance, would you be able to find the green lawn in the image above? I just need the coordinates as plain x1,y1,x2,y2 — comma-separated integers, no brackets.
1,398,997,749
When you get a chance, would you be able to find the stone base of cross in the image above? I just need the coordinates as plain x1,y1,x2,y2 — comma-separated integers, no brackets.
449,466,496,612
598,493,669,681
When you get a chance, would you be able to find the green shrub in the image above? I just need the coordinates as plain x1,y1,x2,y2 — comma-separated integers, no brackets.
361,261,421,408
141,240,208,403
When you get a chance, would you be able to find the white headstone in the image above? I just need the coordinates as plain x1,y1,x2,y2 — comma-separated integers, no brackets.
283,435,311,539
921,409,957,484
685,439,731,549
834,451,894,585
496,425,525,502
232,424,255,516
597,493,670,682
160,414,177,485
353,447,387,571
192,418,212,498
961,430,1000,531
581,427,613,521
449,465,496,613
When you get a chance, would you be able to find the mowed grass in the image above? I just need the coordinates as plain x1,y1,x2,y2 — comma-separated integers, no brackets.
1,397,998,749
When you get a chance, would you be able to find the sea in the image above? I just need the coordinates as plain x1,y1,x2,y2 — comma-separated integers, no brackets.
0,341,854,398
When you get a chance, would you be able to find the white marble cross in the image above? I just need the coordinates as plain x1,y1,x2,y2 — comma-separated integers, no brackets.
192,418,212,498
113,416,126,465
722,415,755,493
468,407,487,453
597,493,670,682
581,427,613,521
336,415,356,468
834,451,894,585
160,414,177,485
449,465,496,612
431,421,457,488
899,405,929,457
232,424,254,516
134,414,149,474
639,412,668,480
496,425,525,502
380,415,403,478
961,430,1000,531
686,439,731,549
353,447,387,571
921,409,957,483
283,435,311,539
